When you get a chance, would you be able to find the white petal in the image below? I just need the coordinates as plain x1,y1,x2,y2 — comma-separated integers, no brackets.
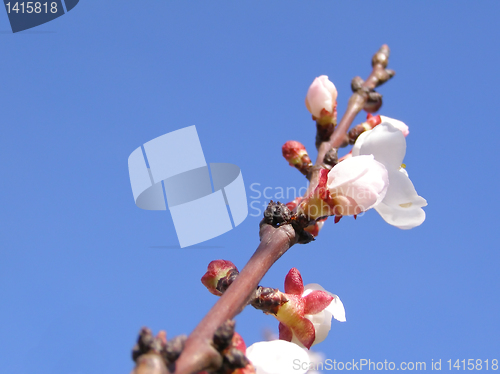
327,155,374,189
351,130,369,157
303,283,329,294
380,116,409,136
300,283,345,346
246,340,310,374
375,201,426,229
309,310,331,345
382,170,427,209
327,155,389,211
352,122,406,169
289,309,331,348
303,284,346,322
325,295,346,322
374,169,426,229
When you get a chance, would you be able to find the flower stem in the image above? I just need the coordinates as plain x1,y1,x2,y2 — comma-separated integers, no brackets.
172,224,297,374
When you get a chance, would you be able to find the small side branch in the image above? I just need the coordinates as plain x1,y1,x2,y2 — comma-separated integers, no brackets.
172,223,297,374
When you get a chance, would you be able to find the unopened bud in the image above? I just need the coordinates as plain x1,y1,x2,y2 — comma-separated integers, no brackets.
282,141,308,165
305,75,338,124
282,141,312,176
202,260,239,296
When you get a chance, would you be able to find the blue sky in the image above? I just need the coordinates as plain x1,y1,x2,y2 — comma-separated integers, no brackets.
0,2,499,373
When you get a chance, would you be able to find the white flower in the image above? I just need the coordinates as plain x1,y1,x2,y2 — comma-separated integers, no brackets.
291,283,346,347
326,155,389,216
246,340,310,374
277,268,346,349
352,121,427,229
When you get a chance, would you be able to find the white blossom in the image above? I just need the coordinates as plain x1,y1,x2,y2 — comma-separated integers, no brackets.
290,283,346,347
352,121,427,229
246,340,310,374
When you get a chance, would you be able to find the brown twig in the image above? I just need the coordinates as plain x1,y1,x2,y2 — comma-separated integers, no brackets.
172,223,297,374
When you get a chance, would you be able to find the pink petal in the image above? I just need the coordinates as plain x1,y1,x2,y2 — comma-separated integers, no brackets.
284,268,304,295
303,290,334,315
278,322,293,342
292,318,316,349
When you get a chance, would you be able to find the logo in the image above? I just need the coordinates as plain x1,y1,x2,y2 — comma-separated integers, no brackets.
128,126,248,248
3,0,79,33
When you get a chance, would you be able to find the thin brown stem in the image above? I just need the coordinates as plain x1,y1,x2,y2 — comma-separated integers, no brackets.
172,224,297,374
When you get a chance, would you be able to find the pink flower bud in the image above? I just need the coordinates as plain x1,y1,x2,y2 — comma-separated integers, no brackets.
305,75,338,120
201,260,238,296
282,141,310,166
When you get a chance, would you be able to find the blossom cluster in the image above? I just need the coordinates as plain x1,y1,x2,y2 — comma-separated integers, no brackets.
132,65,427,374
296,75,427,230
202,263,344,374
234,75,426,373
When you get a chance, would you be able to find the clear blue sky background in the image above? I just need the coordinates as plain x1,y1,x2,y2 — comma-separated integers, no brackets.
1,2,499,373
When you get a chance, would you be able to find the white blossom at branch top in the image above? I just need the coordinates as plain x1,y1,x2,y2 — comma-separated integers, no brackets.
352,122,427,229
246,340,310,374
291,283,346,347
305,75,338,118
379,115,409,137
